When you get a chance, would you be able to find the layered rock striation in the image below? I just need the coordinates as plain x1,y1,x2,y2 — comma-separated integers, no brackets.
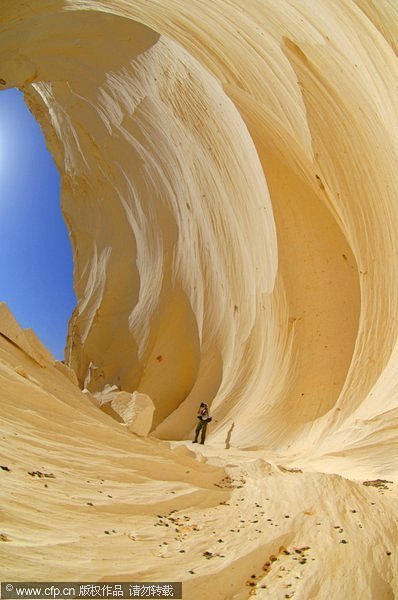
0,0,397,596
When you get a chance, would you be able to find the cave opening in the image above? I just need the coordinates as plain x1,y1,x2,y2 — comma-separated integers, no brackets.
0,87,76,360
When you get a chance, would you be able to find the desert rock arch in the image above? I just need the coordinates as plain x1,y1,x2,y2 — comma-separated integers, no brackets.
0,1,397,595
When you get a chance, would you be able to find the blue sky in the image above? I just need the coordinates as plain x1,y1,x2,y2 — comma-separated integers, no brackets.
0,88,76,360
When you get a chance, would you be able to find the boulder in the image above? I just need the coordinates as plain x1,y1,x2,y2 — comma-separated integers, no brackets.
95,388,155,436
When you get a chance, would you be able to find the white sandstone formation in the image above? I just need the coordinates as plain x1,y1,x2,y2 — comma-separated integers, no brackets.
0,302,54,367
54,360,79,386
0,1,397,598
95,387,155,436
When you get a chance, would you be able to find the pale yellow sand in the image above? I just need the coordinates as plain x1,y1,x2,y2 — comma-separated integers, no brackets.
0,1,397,597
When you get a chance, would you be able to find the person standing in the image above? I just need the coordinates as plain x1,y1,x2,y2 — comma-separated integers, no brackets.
192,402,212,444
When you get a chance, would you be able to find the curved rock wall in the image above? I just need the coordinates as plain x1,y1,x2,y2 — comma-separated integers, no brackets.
0,0,397,468
1,1,398,594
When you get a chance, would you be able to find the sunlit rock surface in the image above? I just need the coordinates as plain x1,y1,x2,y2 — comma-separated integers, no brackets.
95,387,155,436
0,1,397,597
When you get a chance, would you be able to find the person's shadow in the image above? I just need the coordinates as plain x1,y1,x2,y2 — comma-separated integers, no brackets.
225,422,235,449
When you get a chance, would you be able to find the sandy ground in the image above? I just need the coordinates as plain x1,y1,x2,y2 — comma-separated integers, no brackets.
1,1,398,597
0,328,396,598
